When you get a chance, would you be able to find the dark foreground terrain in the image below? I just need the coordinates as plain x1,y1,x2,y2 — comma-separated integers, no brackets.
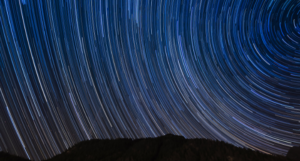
0,151,29,161
1,134,298,161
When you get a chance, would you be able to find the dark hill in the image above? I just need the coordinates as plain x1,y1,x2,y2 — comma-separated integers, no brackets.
46,134,291,161
0,134,295,161
286,146,300,161
0,151,29,161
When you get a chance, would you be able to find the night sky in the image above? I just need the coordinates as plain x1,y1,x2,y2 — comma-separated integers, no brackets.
0,0,300,160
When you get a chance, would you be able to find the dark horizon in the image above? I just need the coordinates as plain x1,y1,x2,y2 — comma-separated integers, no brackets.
0,134,295,161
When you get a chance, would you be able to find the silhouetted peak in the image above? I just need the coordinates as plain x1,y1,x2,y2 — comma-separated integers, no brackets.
0,136,292,161
286,146,300,161
0,152,29,161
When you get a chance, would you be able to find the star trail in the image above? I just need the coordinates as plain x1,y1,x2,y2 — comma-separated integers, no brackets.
0,0,300,160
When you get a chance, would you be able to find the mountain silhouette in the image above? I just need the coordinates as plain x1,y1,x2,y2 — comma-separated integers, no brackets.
286,146,300,161
0,134,294,161
0,151,29,161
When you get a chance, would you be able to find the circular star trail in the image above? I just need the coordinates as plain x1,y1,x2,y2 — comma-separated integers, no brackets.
0,0,300,160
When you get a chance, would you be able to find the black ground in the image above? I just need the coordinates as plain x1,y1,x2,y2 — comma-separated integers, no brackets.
0,134,297,161
0,151,29,161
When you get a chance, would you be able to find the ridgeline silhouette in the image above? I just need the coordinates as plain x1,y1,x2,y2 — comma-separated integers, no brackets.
0,134,295,161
